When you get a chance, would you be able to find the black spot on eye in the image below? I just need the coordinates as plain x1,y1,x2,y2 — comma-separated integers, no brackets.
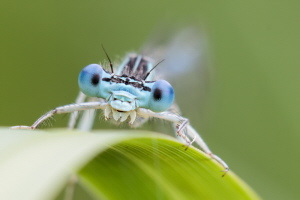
91,74,100,86
153,88,162,101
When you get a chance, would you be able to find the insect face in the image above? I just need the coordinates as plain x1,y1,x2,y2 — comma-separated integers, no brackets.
78,63,175,114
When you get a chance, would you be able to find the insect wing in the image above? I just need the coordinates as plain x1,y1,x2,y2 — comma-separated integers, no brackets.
140,27,207,81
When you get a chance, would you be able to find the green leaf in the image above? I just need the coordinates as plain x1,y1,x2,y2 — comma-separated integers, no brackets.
0,128,259,200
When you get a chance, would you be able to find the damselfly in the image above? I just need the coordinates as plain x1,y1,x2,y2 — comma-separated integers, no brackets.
11,28,229,175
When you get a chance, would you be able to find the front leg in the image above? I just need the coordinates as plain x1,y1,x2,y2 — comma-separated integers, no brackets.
186,125,229,176
11,102,107,130
137,108,229,175
137,108,193,144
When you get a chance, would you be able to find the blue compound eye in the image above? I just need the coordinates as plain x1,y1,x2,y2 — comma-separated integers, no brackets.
148,80,175,112
78,64,103,97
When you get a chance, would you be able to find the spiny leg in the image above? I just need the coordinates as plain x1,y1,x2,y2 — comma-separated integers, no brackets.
174,118,229,175
186,125,229,176
165,103,194,145
137,108,193,145
161,105,225,170
137,108,229,175
134,110,190,146
11,102,107,130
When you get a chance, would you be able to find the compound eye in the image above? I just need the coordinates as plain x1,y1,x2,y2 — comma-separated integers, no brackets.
78,64,103,97
148,80,174,112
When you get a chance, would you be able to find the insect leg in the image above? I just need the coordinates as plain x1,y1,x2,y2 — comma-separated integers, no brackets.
137,108,229,174
137,108,192,144
186,125,229,175
11,102,107,130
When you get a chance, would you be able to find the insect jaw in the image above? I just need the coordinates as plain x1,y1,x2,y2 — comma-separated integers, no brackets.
104,105,136,124
105,91,138,124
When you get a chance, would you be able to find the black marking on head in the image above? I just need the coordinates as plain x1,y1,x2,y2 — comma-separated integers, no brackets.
130,82,142,88
153,88,162,101
129,76,138,80
125,77,130,85
91,74,100,86
111,77,125,84
103,75,151,92
102,77,111,82
143,86,151,92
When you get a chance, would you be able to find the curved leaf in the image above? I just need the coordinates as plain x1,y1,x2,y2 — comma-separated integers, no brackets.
0,128,259,200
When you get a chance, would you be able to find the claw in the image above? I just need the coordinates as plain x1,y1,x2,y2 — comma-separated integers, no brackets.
129,111,136,125
120,112,130,122
221,168,229,177
183,140,192,151
184,145,189,151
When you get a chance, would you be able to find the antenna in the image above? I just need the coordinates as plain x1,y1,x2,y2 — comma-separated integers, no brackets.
143,59,165,80
101,44,114,73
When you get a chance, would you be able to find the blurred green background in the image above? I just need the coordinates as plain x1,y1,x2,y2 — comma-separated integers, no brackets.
1,0,299,199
